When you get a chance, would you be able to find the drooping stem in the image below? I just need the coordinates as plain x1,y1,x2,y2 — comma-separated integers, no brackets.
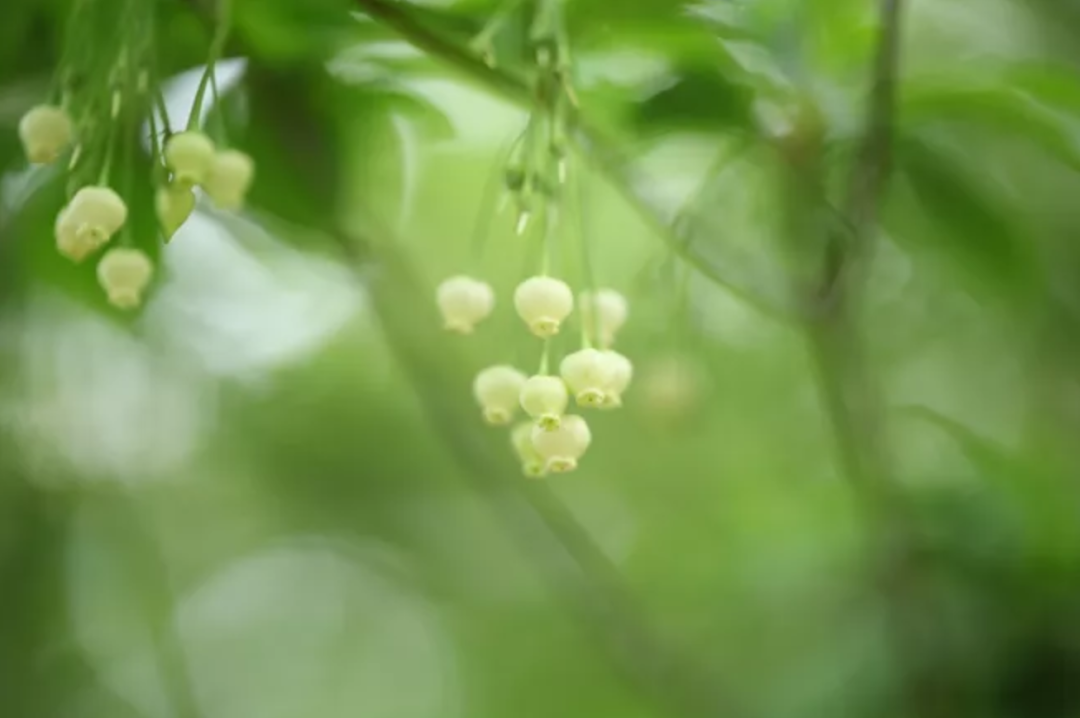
569,151,597,349
186,0,233,132
350,0,789,322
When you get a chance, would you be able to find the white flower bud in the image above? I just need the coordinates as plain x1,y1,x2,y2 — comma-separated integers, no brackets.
19,105,73,164
531,414,591,474
600,351,633,409
155,183,196,241
55,206,87,262
204,149,255,210
514,276,573,338
437,276,495,334
580,288,628,347
97,247,154,310
56,186,127,261
560,348,614,408
511,422,547,477
164,131,216,186
520,375,568,430
473,365,526,425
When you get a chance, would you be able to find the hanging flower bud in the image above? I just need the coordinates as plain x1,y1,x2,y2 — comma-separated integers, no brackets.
155,183,196,241
473,365,527,425
511,422,547,478
437,276,495,334
54,206,85,262
531,414,591,474
514,276,573,338
164,131,215,186
96,248,154,310
520,375,569,430
639,354,710,427
600,350,633,409
18,105,73,164
580,288,629,348
204,149,255,210
560,348,614,408
56,186,128,262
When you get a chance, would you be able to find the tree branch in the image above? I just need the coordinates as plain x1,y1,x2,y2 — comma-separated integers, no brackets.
351,0,790,322
820,0,905,308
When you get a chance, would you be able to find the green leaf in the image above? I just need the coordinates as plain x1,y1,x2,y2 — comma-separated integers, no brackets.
233,0,356,64
633,66,756,134
381,89,456,140
901,66,1080,171
891,134,1038,297
241,65,354,231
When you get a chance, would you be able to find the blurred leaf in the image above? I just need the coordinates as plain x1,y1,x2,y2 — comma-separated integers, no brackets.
891,134,1037,297
242,65,356,231
381,89,456,139
232,0,355,64
901,66,1080,171
632,66,756,134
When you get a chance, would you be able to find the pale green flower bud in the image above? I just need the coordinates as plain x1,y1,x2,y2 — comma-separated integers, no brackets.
204,149,255,210
97,248,154,310
579,288,628,348
19,105,73,164
155,183,196,240
473,365,527,425
520,375,569,430
164,131,215,186
437,275,495,334
531,414,591,474
514,276,573,338
560,348,614,408
511,422,547,477
56,186,128,261
599,350,633,409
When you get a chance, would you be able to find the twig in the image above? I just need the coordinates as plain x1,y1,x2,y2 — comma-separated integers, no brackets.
793,1,934,715
351,0,789,322
819,0,904,309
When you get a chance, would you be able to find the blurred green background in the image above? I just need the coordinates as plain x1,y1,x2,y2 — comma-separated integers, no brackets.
4,0,1080,717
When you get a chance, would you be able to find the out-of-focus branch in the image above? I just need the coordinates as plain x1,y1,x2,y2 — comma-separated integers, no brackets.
802,0,904,507
333,221,740,718
821,0,904,310
350,0,790,322
793,2,936,715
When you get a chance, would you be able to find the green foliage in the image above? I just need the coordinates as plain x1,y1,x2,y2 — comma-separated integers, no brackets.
4,0,1080,717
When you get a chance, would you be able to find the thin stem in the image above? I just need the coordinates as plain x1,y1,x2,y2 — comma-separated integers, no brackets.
186,0,233,132
469,132,520,264
208,65,228,145
819,0,904,310
538,337,550,375
350,0,789,323
154,88,173,137
97,90,121,186
120,74,135,247
569,152,597,349
469,0,527,62
148,107,166,185
541,200,556,276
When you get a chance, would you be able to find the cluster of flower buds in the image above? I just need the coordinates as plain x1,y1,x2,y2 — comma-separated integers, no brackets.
159,130,254,240
438,273,631,477
17,98,255,311
20,102,155,310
